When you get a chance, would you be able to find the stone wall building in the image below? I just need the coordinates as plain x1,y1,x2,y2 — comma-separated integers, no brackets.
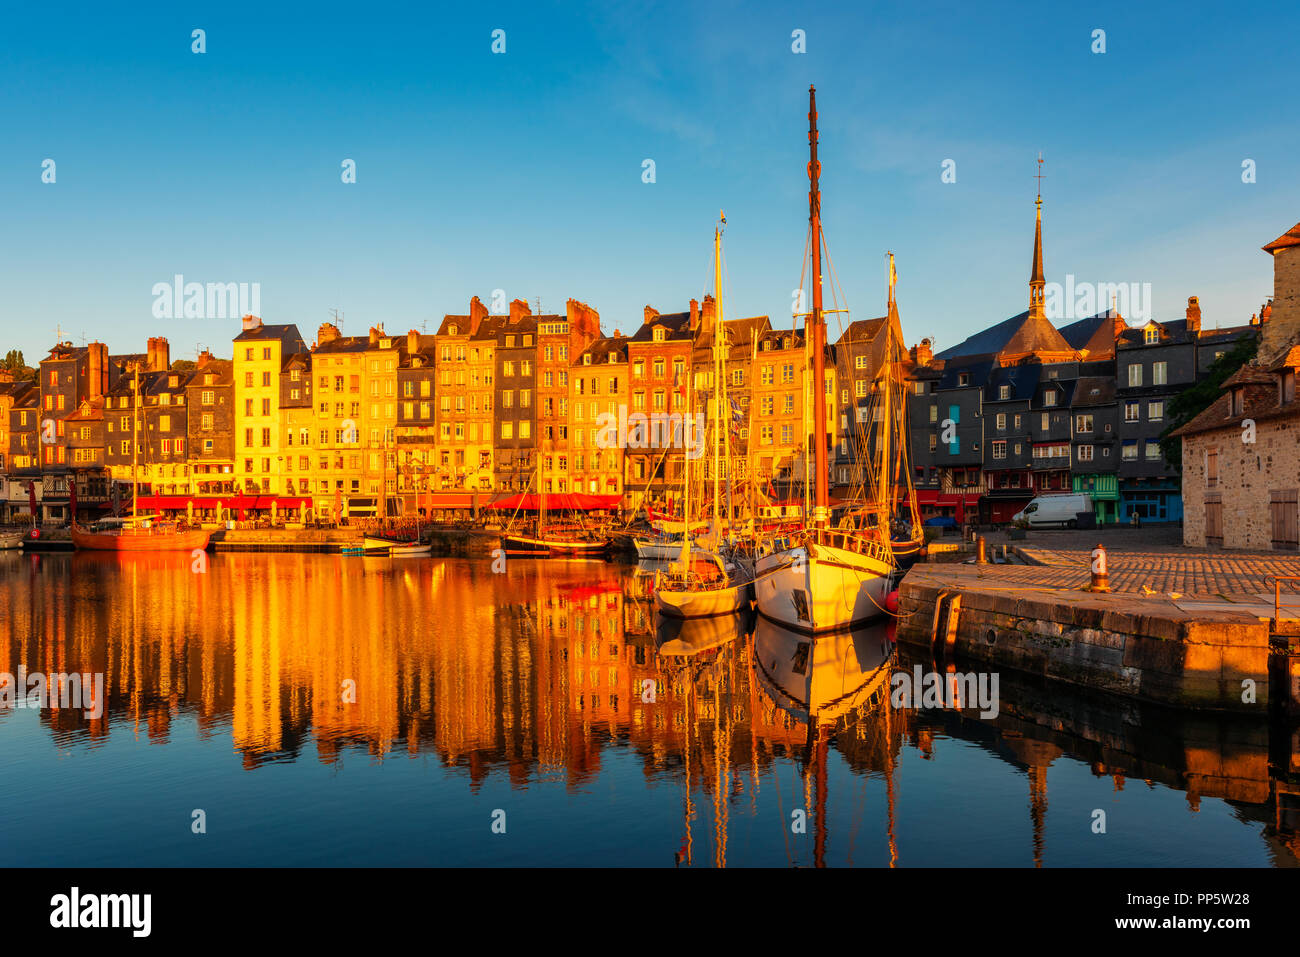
1177,222,1300,550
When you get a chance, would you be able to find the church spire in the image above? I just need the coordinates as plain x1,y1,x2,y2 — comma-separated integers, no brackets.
1029,153,1046,318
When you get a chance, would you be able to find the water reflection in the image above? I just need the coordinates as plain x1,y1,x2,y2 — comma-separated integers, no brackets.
1,549,1297,867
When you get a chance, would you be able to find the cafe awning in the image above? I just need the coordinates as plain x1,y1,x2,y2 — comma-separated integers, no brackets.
487,492,622,511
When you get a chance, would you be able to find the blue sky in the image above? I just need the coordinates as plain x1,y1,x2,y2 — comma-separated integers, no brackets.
2,0,1296,364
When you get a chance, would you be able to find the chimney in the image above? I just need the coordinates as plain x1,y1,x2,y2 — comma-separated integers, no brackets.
509,299,531,323
87,341,108,399
1185,296,1202,335
318,322,341,346
910,338,934,367
197,349,214,370
368,326,381,346
689,299,699,328
701,295,716,328
147,337,170,372
241,314,262,332
469,296,488,334
644,305,660,326
565,298,600,345
407,329,421,355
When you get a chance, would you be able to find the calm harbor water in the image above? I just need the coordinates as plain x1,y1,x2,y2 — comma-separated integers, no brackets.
1,549,1296,868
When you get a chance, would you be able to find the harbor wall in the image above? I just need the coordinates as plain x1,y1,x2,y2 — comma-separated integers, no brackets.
897,572,1272,712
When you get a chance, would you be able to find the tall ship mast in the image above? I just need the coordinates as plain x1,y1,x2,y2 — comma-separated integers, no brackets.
654,215,756,618
753,87,898,633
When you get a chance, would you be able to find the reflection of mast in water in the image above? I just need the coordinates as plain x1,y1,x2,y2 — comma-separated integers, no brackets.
753,616,896,865
658,611,753,867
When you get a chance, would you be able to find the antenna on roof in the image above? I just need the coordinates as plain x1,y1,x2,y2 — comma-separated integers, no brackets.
329,307,344,332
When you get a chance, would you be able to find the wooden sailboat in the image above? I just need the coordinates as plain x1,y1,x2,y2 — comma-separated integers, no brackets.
753,87,897,632
654,215,756,619
499,453,609,557
71,364,211,552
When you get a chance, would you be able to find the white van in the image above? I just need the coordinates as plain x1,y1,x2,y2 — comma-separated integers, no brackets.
1012,493,1093,528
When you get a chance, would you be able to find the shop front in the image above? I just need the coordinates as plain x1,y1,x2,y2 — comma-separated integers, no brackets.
1118,477,1183,524
1073,473,1121,525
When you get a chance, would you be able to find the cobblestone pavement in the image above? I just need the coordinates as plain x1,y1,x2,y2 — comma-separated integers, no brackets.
943,526,1300,602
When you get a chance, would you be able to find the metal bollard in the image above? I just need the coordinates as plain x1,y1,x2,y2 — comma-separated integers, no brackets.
976,534,988,564
1090,543,1110,592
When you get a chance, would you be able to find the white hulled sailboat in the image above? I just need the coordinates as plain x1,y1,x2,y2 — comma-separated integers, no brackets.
753,87,897,633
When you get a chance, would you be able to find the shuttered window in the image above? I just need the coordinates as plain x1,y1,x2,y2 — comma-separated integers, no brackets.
1270,489,1299,551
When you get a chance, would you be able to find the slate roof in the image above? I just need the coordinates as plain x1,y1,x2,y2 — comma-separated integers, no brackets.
937,357,993,390
233,324,306,353
1059,309,1122,357
313,336,371,354
936,309,1074,361
983,363,1042,401
1118,318,1194,347
1070,376,1117,407
723,316,771,347
577,336,629,364
630,310,694,343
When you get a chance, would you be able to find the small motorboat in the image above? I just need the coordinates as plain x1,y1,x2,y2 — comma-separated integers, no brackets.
0,531,24,550
634,534,688,561
386,540,432,557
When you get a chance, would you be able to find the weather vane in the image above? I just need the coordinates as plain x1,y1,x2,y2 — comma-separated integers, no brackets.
1035,152,1045,198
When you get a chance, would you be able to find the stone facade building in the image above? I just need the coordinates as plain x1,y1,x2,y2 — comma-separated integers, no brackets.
1177,222,1300,550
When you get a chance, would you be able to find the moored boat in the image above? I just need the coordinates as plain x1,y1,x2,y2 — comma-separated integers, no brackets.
500,531,608,558
71,523,211,552
652,215,759,619
754,530,895,632
634,534,687,561
754,87,896,632
655,548,755,619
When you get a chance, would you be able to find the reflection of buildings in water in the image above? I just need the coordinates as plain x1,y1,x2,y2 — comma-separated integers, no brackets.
5,553,1300,865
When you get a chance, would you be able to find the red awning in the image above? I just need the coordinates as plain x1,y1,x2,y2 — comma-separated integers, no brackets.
133,495,312,510
487,492,622,511
408,492,480,510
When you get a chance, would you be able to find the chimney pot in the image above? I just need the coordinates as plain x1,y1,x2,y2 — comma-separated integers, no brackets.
1185,295,1202,335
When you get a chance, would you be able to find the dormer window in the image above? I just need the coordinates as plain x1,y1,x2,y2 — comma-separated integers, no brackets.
1144,325,1159,345
958,372,970,387
583,354,592,365
1044,390,1057,407
1230,387,1245,417
1281,371,1296,405
448,324,459,336
607,352,617,364
653,327,666,343
998,384,1010,400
